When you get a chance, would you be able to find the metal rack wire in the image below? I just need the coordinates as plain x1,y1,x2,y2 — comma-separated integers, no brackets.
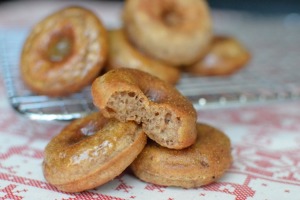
1,11,300,121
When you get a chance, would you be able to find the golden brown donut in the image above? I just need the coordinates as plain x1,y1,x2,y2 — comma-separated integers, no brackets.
130,123,232,188
20,6,108,96
91,68,197,150
186,35,251,76
123,0,212,67
107,29,180,85
43,112,146,192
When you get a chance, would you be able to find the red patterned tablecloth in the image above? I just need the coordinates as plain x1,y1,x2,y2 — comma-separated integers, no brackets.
1,76,300,200
1,1,300,200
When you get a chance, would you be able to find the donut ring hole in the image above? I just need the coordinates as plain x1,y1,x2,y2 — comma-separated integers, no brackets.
161,8,183,27
68,116,109,145
46,27,74,63
78,117,109,136
145,88,166,103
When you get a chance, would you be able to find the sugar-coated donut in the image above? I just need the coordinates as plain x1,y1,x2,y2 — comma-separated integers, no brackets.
186,35,251,76
91,68,197,149
20,6,108,96
107,29,180,85
130,123,232,188
43,112,146,192
123,0,212,67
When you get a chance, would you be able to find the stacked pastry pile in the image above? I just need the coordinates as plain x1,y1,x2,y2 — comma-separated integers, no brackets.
18,0,236,193
43,68,232,192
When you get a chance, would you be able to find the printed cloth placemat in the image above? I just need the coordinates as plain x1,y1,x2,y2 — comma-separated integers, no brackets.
1,78,300,199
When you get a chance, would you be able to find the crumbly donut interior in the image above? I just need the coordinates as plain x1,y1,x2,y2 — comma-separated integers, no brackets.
105,91,181,147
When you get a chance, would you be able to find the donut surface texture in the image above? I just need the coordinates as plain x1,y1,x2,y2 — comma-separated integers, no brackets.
91,68,197,149
123,0,212,66
187,36,251,76
107,29,180,85
21,6,108,96
43,112,146,192
130,123,232,188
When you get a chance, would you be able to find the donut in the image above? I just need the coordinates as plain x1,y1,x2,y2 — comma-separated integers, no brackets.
123,0,212,67
107,29,180,85
42,112,147,192
20,6,108,96
186,35,251,76
130,123,232,188
91,68,197,149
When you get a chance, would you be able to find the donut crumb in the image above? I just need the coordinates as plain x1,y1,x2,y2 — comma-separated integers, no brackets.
106,91,182,147
106,91,145,123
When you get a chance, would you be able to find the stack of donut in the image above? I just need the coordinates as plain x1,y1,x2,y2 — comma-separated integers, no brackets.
20,1,235,193
43,68,232,192
20,0,251,97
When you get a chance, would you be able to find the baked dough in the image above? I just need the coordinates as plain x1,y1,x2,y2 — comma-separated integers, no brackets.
123,0,212,66
20,6,108,96
130,123,232,188
91,68,197,149
187,35,251,76
107,29,180,84
43,112,146,192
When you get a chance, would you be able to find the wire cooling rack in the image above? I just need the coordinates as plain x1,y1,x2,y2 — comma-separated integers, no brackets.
1,11,300,121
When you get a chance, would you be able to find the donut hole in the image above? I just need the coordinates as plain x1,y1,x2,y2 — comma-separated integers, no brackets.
67,116,109,145
78,116,109,137
145,88,165,103
161,9,182,27
47,27,74,63
153,0,183,27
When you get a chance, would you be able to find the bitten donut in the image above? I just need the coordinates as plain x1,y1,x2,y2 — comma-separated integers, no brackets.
123,0,212,67
91,68,197,149
43,112,146,192
20,6,108,96
107,29,180,85
186,36,251,76
130,123,232,188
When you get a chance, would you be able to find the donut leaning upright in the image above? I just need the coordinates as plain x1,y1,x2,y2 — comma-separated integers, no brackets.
123,0,212,67
20,6,108,96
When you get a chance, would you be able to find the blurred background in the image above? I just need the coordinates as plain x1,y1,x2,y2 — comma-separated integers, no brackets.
209,0,300,14
0,0,299,114
0,0,300,14
109,0,300,14
108,0,299,14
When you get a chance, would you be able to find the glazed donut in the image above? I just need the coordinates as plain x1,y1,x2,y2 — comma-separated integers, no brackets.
91,68,197,149
20,6,108,96
123,0,212,67
107,29,180,85
186,35,251,76
43,112,146,192
130,123,232,188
